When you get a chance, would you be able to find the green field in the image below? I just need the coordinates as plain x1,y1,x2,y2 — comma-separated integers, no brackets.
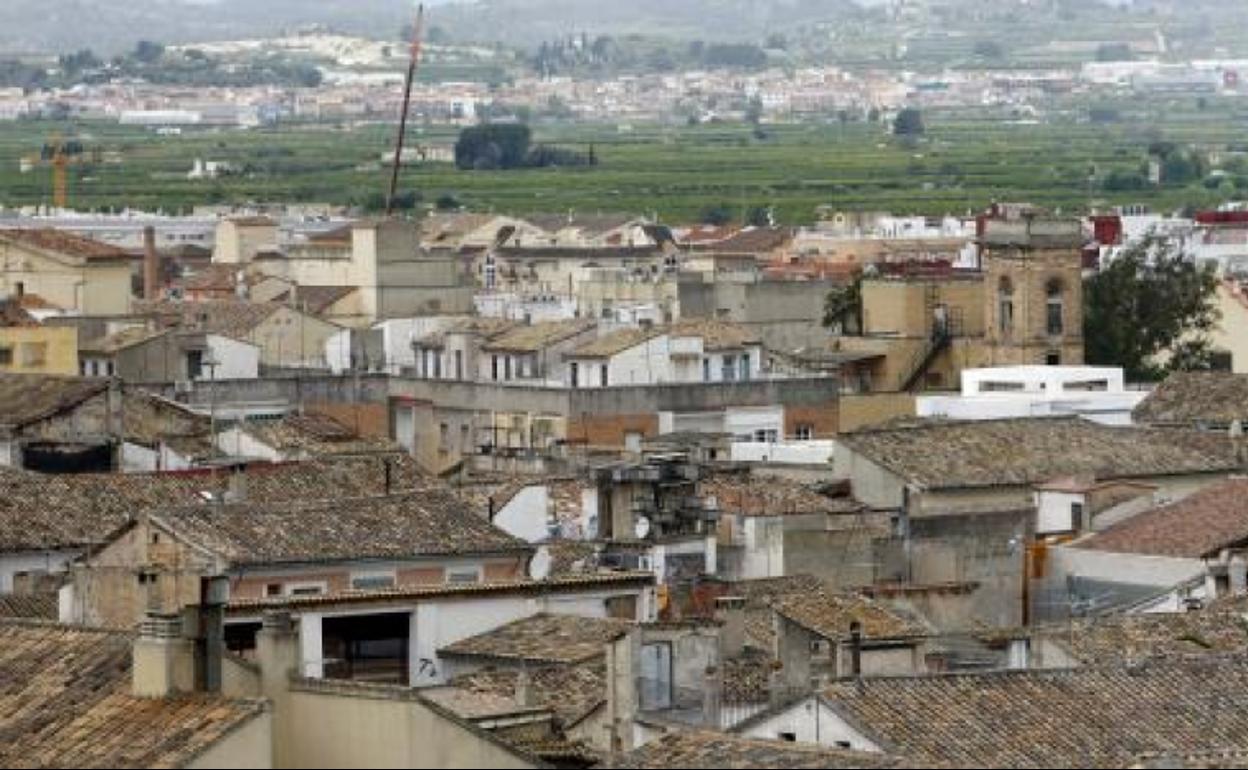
1,97,1246,223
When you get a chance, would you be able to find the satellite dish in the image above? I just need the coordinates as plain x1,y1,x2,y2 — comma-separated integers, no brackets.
528,546,552,581
634,516,652,540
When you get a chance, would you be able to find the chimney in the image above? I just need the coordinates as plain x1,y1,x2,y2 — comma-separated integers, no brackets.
195,575,229,692
1231,554,1247,597
226,468,247,503
143,225,159,301
257,610,300,694
514,667,535,708
849,621,863,678
703,665,722,727
714,595,745,659
132,611,196,698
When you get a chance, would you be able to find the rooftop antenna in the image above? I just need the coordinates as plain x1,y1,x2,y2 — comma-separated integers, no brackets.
386,3,426,217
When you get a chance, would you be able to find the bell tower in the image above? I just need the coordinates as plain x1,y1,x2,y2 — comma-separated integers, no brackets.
981,216,1084,366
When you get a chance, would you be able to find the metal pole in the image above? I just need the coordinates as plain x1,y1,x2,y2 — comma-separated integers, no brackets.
387,4,425,216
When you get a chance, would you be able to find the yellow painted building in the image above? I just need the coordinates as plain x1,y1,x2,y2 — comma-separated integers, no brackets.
0,229,133,315
0,324,78,376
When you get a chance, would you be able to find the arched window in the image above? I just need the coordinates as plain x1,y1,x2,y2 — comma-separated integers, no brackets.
1046,277,1064,336
998,276,1014,337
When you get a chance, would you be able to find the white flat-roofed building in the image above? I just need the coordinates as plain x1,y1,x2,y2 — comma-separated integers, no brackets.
916,365,1146,425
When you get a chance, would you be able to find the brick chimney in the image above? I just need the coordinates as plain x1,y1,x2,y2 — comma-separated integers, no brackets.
143,226,159,301
132,611,196,698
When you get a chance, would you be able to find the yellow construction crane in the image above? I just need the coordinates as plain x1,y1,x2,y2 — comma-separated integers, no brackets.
22,133,94,210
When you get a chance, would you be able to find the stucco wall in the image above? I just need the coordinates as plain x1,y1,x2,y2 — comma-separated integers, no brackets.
284,684,536,769
185,711,273,770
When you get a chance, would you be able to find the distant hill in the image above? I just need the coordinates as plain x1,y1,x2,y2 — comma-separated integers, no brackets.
0,0,868,55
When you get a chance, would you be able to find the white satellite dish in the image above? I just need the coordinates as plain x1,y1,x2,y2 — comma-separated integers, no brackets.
528,546,552,581
634,516,652,540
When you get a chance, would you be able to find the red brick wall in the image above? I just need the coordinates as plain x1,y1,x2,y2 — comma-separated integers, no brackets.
397,566,445,586
306,402,389,439
784,401,839,439
567,413,660,448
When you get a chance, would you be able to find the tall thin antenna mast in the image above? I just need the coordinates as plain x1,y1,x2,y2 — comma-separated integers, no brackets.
387,3,426,217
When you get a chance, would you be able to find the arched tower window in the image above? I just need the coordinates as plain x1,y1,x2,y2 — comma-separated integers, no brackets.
1046,277,1064,336
998,276,1014,337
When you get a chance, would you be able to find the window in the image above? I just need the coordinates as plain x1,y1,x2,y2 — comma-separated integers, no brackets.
600,364,608,387
265,583,282,597
491,355,499,381
722,355,736,381
1046,351,1061,366
1046,278,1064,336
351,572,396,591
754,428,778,443
433,352,442,379
778,732,797,743
740,353,751,381
997,276,1014,337
186,348,204,379
795,424,813,441
446,567,482,584
504,356,512,380
702,358,711,382
1071,502,1085,530
455,350,463,380
0,347,12,367
439,423,449,448
285,581,327,597
570,361,579,388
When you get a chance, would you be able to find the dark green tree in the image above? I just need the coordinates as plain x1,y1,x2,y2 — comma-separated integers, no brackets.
893,107,925,137
133,40,165,64
454,124,532,170
700,203,735,226
1084,233,1221,380
823,272,864,334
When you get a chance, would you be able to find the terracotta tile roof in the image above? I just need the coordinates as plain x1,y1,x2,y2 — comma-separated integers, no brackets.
1134,372,1248,426
226,572,655,613
838,417,1241,490
544,539,599,576
439,613,631,665
151,490,531,567
668,319,760,351
0,454,427,551
80,326,169,354
181,263,250,292
306,224,353,244
0,593,58,620
819,655,1248,768
1071,478,1248,558
690,226,794,255
449,661,607,726
569,326,664,358
526,213,639,237
135,299,282,339
703,473,862,517
725,574,828,650
0,373,108,429
773,588,928,641
0,619,265,768
419,685,549,720
416,317,516,348
608,729,903,769
721,646,775,702
226,215,277,227
479,319,596,353
1036,604,1248,665
275,285,357,315
570,319,759,358
0,228,130,261
239,412,401,457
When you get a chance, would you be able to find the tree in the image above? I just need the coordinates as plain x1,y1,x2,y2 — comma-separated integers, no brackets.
823,272,864,334
893,107,925,137
744,95,763,126
745,205,772,227
1084,233,1221,381
133,40,165,64
454,124,532,170
700,203,735,226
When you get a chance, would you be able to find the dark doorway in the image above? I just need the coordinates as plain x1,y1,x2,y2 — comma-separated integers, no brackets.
322,612,411,684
